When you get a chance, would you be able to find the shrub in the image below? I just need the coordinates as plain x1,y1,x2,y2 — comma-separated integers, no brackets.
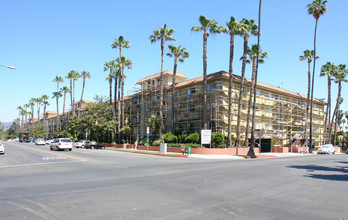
185,132,199,144
212,132,224,147
152,139,161,146
163,132,178,143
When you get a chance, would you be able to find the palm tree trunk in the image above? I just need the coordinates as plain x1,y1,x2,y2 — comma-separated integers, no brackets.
121,66,125,127
228,31,234,148
73,80,76,116
171,56,178,131
202,29,208,130
69,80,73,116
332,80,341,145
117,73,121,143
236,35,248,147
63,92,66,116
305,60,311,152
81,77,86,101
244,58,256,147
249,0,262,156
309,18,318,153
327,76,332,143
159,38,164,142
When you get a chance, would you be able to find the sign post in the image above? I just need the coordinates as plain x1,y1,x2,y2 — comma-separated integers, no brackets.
201,130,212,148
146,126,149,151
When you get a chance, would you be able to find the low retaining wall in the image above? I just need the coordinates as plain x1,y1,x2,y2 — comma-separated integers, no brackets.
101,143,260,155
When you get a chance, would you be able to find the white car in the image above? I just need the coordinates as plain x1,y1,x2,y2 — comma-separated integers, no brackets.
74,140,88,148
50,138,73,151
45,139,53,145
317,144,335,154
35,139,46,145
0,143,5,154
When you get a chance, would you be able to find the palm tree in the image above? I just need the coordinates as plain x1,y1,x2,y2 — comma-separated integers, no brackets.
60,86,70,116
24,103,30,124
16,106,23,126
249,0,263,156
29,98,36,128
222,16,241,147
332,64,347,145
112,35,130,60
192,16,222,130
150,23,175,142
52,91,62,131
244,45,268,147
116,56,133,128
235,18,257,147
307,0,328,152
80,71,91,101
320,62,335,143
36,97,43,123
53,76,63,129
166,45,189,131
105,72,114,106
299,49,317,151
104,60,117,118
42,94,49,125
66,70,79,116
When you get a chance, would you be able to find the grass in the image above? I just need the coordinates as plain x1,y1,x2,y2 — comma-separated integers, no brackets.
105,147,182,156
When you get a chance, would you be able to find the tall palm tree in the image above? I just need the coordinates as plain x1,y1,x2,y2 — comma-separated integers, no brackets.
299,49,317,151
53,76,63,129
307,0,328,152
16,106,23,126
60,86,70,116
24,103,30,124
66,70,79,116
104,60,117,118
29,98,36,127
244,45,268,147
222,16,241,147
112,35,130,60
52,91,62,131
192,16,222,130
249,0,263,156
105,72,114,106
166,45,189,131
332,64,347,145
36,97,43,123
80,70,91,101
42,94,49,125
320,62,335,143
150,23,175,142
235,18,257,147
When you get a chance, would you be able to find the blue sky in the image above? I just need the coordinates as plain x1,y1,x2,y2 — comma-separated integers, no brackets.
1,0,347,123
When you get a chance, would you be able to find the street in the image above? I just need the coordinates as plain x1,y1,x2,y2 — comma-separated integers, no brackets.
0,141,348,219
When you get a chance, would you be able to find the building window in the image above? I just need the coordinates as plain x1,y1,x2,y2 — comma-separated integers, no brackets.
207,84,210,93
273,94,280,100
186,88,196,95
264,92,271,99
256,89,260,96
213,82,222,90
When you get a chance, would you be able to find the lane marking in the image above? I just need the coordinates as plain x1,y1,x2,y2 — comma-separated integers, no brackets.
15,144,87,161
0,160,82,169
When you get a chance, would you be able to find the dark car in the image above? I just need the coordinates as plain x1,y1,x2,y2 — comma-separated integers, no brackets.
85,141,104,149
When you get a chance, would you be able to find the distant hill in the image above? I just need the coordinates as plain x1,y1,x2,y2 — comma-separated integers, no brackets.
1,122,12,129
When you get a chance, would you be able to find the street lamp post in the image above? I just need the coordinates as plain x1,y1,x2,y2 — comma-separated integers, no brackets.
0,65,15,69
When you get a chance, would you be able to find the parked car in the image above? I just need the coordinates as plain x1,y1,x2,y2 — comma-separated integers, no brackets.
74,140,88,148
50,138,73,151
317,144,335,154
0,143,5,155
45,139,53,145
85,141,97,149
35,139,46,145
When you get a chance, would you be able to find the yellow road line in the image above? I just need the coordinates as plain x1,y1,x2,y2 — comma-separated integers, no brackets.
16,144,87,161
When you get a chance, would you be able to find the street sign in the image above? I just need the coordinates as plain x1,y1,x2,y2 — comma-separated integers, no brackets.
201,129,212,145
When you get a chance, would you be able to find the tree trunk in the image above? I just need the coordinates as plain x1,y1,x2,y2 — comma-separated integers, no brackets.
81,77,85,101
305,60,311,152
327,76,332,143
236,35,249,147
202,29,208,130
244,58,256,147
121,66,125,127
159,38,164,142
309,18,318,153
118,73,121,143
248,0,262,156
171,56,178,131
228,31,234,147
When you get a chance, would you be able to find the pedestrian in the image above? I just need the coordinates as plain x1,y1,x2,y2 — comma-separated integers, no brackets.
135,140,138,150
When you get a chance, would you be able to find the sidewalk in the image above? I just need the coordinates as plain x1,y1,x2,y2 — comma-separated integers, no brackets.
189,152,315,160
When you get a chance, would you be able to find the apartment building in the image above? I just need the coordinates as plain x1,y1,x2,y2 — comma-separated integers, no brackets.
125,70,325,151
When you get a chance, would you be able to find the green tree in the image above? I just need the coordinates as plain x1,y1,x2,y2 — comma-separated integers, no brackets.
32,123,49,138
150,23,175,142
320,62,336,143
148,114,159,136
235,18,257,147
66,70,80,116
53,76,63,129
307,0,328,152
166,45,189,131
80,70,91,101
222,16,241,147
299,49,318,151
104,61,117,109
244,45,268,147
192,16,222,130
60,86,70,117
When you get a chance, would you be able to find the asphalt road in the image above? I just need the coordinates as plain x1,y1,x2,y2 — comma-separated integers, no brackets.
0,141,348,220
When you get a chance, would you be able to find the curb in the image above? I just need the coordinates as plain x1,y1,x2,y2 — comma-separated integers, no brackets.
243,155,278,159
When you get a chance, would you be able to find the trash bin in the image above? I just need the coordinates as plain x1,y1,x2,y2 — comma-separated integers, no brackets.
186,146,191,154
